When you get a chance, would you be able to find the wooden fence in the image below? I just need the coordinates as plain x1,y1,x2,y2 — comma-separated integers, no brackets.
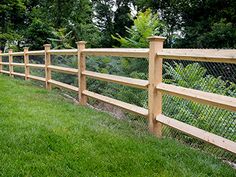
0,36,235,155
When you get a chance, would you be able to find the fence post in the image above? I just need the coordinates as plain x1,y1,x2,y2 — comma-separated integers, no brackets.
0,50,2,72
9,49,13,77
148,36,166,137
44,44,51,90
76,41,87,105
24,47,29,80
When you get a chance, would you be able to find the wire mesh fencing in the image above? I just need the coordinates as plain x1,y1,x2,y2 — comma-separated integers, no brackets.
29,55,45,78
51,55,78,86
86,56,149,131
162,59,236,163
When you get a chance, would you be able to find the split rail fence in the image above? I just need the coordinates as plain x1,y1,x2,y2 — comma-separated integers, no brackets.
0,36,235,155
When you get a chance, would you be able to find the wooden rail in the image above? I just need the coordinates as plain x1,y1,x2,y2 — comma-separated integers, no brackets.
156,83,236,112
11,63,25,67
0,62,9,65
26,50,44,55
1,70,10,74
82,48,149,58
83,90,148,116
156,114,236,154
158,50,236,64
0,53,10,56
11,52,24,56
49,49,77,55
12,72,25,77
48,65,78,75
83,70,149,89
48,79,78,92
0,36,235,154
28,75,46,82
27,64,45,68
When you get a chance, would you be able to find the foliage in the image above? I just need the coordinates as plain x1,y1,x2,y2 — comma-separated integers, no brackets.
136,0,236,48
135,0,184,47
163,62,236,143
112,9,167,48
48,28,74,49
86,56,121,96
92,0,133,47
51,55,77,86
175,0,236,48
0,0,26,50
112,8,166,80
70,23,102,48
194,19,236,48
91,9,166,110
24,18,54,50
163,62,236,97
0,0,99,50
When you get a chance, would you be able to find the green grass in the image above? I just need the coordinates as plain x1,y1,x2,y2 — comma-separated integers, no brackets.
0,75,235,177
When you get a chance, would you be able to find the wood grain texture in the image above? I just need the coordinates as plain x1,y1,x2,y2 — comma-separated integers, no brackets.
83,90,148,116
148,36,165,137
156,114,236,154
48,79,78,92
9,49,13,77
44,44,51,90
82,48,149,58
83,70,149,89
156,83,236,112
48,65,78,75
77,41,87,105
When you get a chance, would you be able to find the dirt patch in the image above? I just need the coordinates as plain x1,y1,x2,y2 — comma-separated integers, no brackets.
90,101,126,119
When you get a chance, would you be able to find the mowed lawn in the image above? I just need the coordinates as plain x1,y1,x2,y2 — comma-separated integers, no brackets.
0,75,235,177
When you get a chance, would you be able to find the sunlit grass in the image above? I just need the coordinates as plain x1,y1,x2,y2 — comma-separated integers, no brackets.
0,74,235,176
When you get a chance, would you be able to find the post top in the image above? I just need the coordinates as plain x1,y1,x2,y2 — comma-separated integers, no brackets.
0,50,2,53
43,44,51,47
24,47,29,50
76,41,87,45
148,36,166,41
8,49,13,52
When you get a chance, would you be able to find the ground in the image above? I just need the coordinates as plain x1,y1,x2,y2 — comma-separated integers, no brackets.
0,75,235,176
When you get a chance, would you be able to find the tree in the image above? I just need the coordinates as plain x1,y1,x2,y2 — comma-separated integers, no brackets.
135,0,183,47
92,0,134,47
113,9,167,48
176,0,236,48
0,0,26,51
24,18,54,50
47,0,100,48
136,0,236,48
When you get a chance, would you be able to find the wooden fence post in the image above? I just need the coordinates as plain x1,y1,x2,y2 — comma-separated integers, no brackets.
9,49,13,77
44,44,51,90
148,36,166,137
76,41,87,105
0,50,2,72
24,47,29,80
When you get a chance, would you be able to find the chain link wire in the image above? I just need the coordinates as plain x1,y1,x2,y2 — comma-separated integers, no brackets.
162,59,236,163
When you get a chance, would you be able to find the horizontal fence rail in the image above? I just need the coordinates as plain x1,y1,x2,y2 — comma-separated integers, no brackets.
156,114,236,154
48,49,78,55
0,36,235,156
48,65,78,75
83,90,149,116
156,83,236,112
82,48,149,58
83,70,149,89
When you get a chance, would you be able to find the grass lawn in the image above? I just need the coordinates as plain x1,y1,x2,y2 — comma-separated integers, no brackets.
0,74,235,177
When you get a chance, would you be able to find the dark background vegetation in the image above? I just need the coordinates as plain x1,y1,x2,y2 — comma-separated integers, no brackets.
0,0,235,50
